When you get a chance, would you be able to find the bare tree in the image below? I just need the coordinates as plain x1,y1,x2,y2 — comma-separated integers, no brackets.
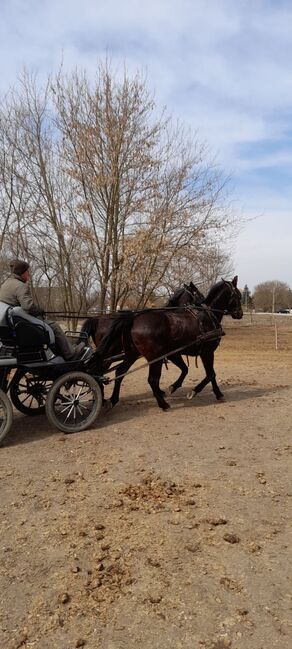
53,63,235,309
0,74,91,323
253,280,292,312
0,64,237,315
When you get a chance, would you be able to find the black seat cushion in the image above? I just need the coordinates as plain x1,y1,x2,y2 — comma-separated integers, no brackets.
10,316,50,350
0,325,15,346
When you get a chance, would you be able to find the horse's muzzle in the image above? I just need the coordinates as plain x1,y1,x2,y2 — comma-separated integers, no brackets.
232,309,243,319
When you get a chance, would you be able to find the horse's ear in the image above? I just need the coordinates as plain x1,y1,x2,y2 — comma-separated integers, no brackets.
189,281,195,290
232,276,238,287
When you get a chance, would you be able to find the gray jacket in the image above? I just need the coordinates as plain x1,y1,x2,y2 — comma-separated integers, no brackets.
0,274,41,316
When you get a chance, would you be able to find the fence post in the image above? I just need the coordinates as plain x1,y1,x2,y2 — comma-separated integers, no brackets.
274,324,278,350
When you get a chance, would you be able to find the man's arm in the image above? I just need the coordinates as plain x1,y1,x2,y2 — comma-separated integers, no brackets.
15,282,43,316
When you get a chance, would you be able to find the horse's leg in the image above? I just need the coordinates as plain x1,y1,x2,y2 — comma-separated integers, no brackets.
188,348,224,401
109,353,139,408
148,360,170,410
208,361,224,400
168,354,188,394
201,346,224,400
100,361,111,405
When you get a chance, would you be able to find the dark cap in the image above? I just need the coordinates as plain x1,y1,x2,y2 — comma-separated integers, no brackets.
9,259,30,275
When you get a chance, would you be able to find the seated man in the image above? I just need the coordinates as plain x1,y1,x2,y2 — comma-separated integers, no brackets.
0,259,90,361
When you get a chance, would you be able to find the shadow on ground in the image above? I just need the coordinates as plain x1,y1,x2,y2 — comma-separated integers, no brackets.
4,383,290,448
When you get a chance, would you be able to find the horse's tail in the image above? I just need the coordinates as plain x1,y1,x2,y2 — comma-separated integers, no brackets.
95,311,134,360
80,317,98,344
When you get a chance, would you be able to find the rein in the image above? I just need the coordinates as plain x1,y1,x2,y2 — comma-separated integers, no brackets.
45,279,240,321
45,288,237,321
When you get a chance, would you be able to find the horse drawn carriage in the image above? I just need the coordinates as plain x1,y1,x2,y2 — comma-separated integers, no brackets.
0,302,105,444
0,276,243,445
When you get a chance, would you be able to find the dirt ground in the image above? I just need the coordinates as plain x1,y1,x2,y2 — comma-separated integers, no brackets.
1,318,292,649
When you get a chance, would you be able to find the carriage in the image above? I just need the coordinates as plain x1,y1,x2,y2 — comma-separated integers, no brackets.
0,277,243,444
0,302,106,444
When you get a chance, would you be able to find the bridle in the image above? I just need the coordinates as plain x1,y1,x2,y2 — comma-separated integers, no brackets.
221,280,242,317
200,280,241,318
183,284,203,305
166,280,242,318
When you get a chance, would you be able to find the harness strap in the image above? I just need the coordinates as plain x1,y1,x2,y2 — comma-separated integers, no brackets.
102,327,223,384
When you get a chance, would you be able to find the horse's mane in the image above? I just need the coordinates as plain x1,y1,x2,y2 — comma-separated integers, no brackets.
204,280,226,304
165,288,186,307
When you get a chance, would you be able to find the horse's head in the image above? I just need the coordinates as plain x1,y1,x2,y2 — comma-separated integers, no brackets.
183,282,205,305
221,276,243,319
166,284,202,307
205,276,243,320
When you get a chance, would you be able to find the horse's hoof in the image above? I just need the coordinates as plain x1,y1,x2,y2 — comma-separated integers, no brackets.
187,390,196,400
161,402,171,411
103,399,113,412
216,395,225,402
165,386,175,396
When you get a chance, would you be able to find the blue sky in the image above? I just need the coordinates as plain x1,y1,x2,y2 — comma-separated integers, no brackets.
1,0,291,290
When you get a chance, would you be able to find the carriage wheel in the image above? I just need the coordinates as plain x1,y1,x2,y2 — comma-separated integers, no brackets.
10,370,53,416
46,371,103,433
0,389,13,445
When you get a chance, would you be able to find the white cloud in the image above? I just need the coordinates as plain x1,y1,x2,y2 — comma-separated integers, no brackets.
237,150,292,173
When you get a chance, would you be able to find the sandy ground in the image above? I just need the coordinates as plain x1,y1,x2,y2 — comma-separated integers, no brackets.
1,318,292,649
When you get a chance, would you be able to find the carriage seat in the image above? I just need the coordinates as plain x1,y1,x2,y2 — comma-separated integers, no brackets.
0,301,12,327
0,301,55,350
0,301,15,344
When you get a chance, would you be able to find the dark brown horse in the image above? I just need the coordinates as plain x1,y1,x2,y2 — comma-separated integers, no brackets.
81,282,205,404
95,277,243,410
81,281,204,348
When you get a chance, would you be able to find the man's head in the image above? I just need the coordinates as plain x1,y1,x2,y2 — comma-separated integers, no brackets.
9,259,30,282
